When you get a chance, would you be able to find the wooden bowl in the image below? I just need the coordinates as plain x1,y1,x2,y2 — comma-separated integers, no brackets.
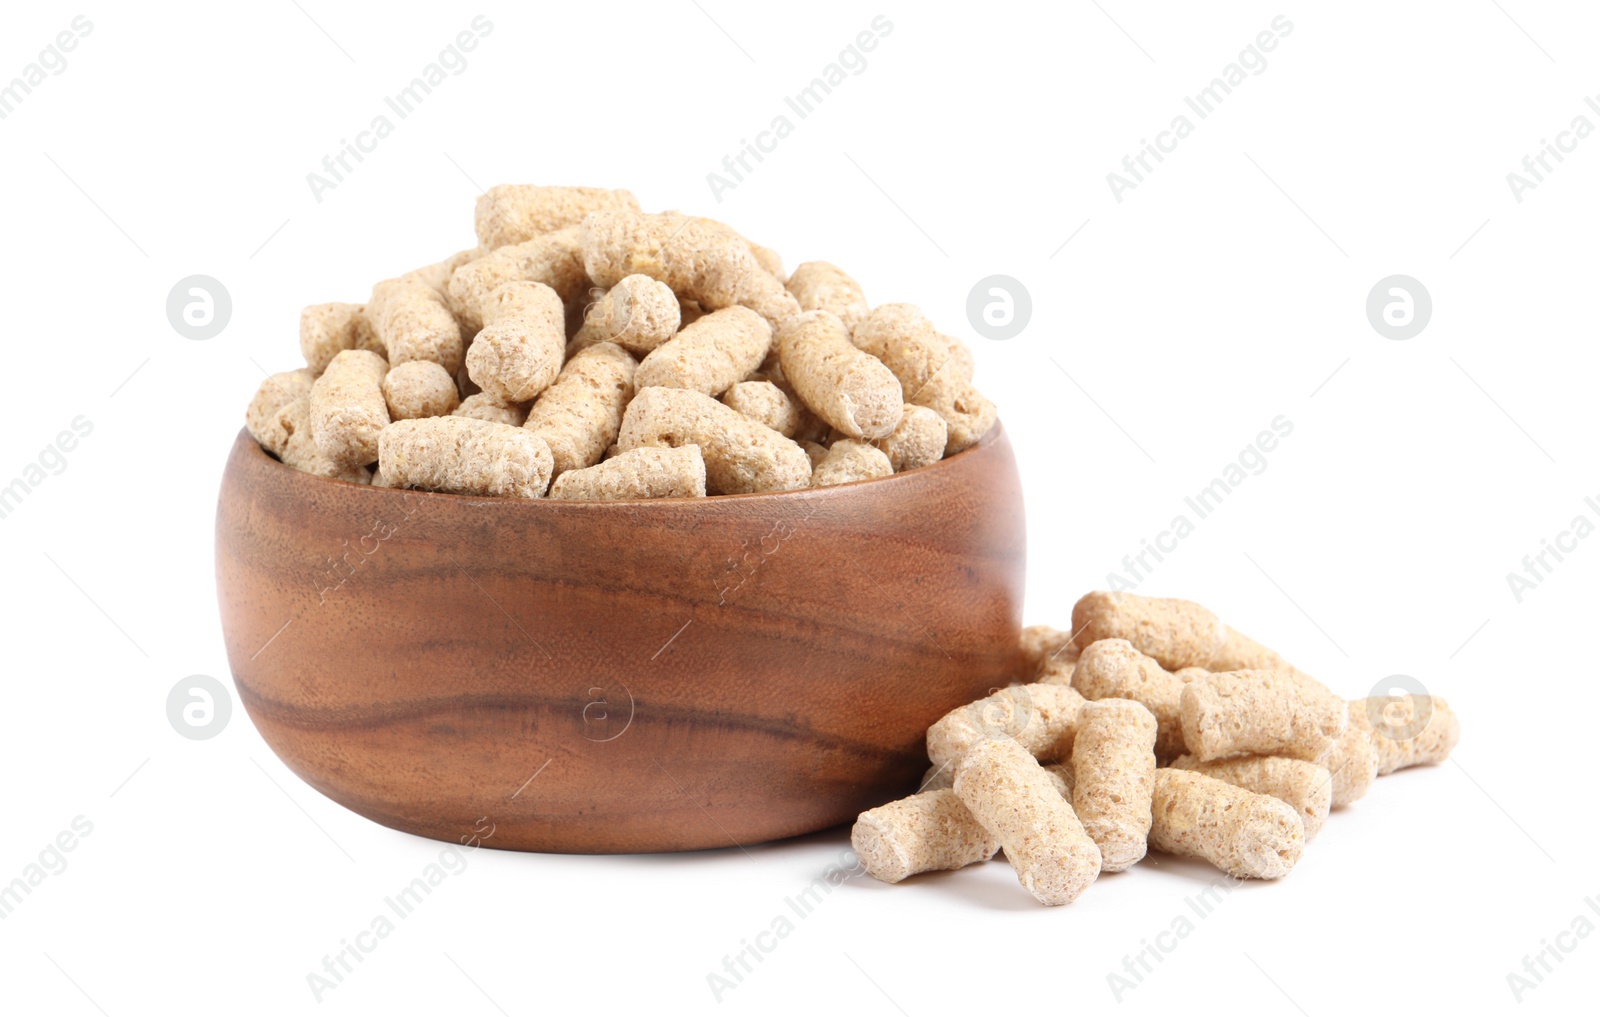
215,424,1026,852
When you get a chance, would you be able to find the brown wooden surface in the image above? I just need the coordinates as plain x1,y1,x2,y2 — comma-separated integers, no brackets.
215,423,1026,853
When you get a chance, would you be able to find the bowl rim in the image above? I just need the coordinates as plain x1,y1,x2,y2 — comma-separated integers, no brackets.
230,420,1007,507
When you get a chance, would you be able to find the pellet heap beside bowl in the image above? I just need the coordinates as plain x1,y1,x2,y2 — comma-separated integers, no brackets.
216,423,1025,853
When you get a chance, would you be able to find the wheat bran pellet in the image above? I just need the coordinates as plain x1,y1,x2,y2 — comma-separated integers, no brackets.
273,397,371,483
246,369,316,454
580,210,799,325
1348,695,1461,775
925,683,1086,771
309,350,390,467
617,386,810,494
465,281,567,403
448,227,589,334
1020,625,1079,677
474,185,639,249
453,392,528,427
851,789,1001,883
1071,591,1228,672
300,303,381,374
379,416,553,498
1170,754,1333,841
747,240,786,282
872,404,948,472
776,310,903,440
1149,768,1305,879
852,303,995,454
523,342,637,476
1071,699,1158,872
810,439,893,488
954,738,1102,906
720,380,806,438
571,274,681,354
1180,669,1348,763
634,306,771,396
367,275,464,375
1072,638,1188,762
382,360,460,420
1318,707,1380,806
547,445,706,501
799,440,829,471
1036,659,1077,687
785,261,869,329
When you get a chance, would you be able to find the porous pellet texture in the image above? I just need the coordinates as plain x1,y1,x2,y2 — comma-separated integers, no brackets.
300,303,380,374
1020,624,1079,677
580,210,800,325
448,228,589,334
1180,670,1349,763
465,281,566,403
634,306,772,396
453,393,528,427
786,261,869,329
746,240,786,282
367,276,464,375
851,789,1001,884
309,350,390,467
1349,695,1461,775
246,369,316,455
873,404,947,472
810,439,892,488
617,386,810,495
1175,667,1209,683
1042,762,1075,798
799,440,829,471
852,303,995,453
1171,755,1332,841
1036,659,1076,686
776,311,903,440
1072,639,1188,762
1070,591,1228,672
272,397,371,483
1208,626,1291,671
379,417,553,499
474,185,639,249
937,388,997,454
1071,699,1158,872
572,274,681,354
925,683,1087,771
548,445,706,500
942,334,976,386
954,739,1102,906
523,342,636,476
721,380,805,438
382,360,460,420
1318,707,1379,806
482,277,569,322
1149,769,1305,879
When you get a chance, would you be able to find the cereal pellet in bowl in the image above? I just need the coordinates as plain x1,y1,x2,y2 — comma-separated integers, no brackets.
245,184,996,500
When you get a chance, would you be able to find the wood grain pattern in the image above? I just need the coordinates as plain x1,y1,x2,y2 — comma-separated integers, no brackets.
215,423,1026,853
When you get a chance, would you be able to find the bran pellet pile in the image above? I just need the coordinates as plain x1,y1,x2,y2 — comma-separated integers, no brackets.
852,591,1462,906
244,185,996,500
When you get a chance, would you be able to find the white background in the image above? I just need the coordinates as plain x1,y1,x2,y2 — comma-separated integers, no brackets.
2,2,1596,1014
